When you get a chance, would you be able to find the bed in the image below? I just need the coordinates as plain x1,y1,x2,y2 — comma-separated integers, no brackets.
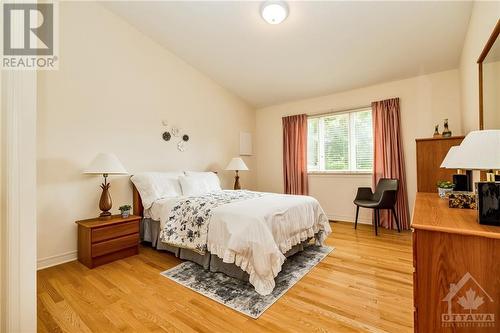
131,171,331,295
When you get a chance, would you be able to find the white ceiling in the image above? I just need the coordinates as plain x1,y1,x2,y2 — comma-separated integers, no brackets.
104,1,472,108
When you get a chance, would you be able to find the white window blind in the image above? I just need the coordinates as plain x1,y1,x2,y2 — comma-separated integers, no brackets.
307,118,320,170
307,108,373,172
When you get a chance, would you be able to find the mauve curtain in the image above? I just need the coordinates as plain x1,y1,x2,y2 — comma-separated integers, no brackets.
372,98,410,230
282,114,309,195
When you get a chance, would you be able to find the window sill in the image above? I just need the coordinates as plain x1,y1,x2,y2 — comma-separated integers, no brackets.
307,171,373,176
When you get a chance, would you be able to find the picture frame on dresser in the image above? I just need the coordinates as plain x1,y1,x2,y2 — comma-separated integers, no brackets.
477,182,500,226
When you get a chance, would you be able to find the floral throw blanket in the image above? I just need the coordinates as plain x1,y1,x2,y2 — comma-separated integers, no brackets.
159,190,263,254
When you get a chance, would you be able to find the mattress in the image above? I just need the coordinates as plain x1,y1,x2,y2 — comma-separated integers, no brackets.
140,217,311,281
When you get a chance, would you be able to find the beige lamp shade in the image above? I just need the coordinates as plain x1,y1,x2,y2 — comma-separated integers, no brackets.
83,153,128,174
440,146,463,169
225,157,249,171
451,130,500,170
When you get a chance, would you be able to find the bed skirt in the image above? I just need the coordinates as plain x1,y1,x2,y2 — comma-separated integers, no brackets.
140,217,311,281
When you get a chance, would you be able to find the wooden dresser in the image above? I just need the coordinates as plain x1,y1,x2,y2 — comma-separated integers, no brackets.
412,193,500,332
76,215,141,268
415,136,464,192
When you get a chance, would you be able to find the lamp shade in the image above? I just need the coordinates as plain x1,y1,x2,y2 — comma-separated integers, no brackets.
440,146,462,169
451,130,500,170
83,153,128,174
225,157,249,171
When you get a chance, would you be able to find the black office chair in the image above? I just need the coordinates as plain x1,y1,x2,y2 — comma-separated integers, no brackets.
353,178,401,235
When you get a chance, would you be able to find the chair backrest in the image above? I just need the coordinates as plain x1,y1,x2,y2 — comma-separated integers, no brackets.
373,178,399,207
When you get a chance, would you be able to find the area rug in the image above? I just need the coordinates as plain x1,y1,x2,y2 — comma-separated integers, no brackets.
160,245,334,318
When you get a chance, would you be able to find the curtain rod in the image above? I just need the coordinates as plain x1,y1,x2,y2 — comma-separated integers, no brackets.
307,105,372,118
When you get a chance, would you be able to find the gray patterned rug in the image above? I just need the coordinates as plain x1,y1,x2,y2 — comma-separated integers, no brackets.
160,245,334,318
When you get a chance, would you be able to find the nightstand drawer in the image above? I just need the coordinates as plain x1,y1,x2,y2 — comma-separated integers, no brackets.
91,233,139,258
92,221,139,243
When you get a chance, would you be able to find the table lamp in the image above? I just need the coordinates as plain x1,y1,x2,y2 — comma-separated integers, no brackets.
451,130,500,226
225,157,249,190
84,153,128,218
440,146,472,191
453,130,500,180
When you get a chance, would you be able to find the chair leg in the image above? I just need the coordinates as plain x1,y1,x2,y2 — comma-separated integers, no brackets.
354,206,359,229
374,209,378,236
391,207,401,233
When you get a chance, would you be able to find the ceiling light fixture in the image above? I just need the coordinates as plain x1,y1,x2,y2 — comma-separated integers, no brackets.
261,1,288,25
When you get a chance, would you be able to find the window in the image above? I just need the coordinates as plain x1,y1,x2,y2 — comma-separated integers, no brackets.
307,108,373,172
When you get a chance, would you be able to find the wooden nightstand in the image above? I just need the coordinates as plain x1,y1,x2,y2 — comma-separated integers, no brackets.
76,215,141,268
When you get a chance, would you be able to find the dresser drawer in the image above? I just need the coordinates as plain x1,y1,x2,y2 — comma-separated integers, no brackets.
91,233,139,258
92,221,139,243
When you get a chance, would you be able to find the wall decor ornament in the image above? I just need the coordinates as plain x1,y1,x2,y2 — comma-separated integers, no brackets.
171,127,180,137
162,131,171,141
161,121,189,152
177,141,186,152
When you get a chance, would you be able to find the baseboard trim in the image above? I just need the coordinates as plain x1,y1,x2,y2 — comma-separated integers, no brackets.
37,251,78,270
327,213,372,225
36,214,369,270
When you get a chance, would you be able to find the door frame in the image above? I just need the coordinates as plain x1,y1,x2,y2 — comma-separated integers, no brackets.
1,70,38,333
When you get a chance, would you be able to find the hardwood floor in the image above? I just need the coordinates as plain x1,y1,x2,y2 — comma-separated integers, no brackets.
37,222,414,333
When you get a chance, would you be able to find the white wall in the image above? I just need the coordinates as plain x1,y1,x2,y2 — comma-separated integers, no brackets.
0,61,3,332
256,69,462,223
37,2,256,267
459,1,500,133
309,174,373,223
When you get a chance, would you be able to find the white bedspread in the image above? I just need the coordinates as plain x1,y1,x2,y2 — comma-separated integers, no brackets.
155,191,331,295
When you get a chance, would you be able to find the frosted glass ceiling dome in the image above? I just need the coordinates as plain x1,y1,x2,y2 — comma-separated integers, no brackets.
261,1,289,25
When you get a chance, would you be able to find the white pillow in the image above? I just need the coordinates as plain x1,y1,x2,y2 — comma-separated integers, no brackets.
180,172,222,196
184,171,222,192
130,172,183,209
